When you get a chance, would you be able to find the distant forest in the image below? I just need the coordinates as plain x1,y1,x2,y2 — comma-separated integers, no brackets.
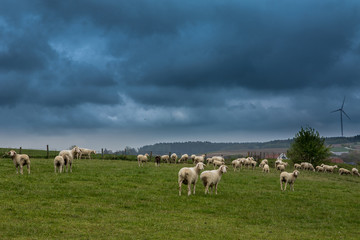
136,135,360,155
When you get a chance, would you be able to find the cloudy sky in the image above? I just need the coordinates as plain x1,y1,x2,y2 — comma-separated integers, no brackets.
1,0,360,151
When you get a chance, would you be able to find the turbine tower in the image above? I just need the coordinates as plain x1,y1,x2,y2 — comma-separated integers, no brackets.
331,97,351,137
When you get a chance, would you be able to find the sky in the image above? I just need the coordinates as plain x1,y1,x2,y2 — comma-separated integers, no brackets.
1,0,360,151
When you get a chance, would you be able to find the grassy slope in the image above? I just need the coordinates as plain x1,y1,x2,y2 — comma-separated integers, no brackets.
0,159,359,240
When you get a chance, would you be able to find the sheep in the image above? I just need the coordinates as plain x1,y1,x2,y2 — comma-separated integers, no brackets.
231,159,241,171
212,156,225,163
7,150,30,174
238,158,247,169
190,154,196,162
259,159,268,168
324,165,338,173
161,155,170,163
200,165,228,195
213,159,225,169
79,148,96,159
178,162,206,196
280,170,300,191
54,156,65,173
352,168,360,177
59,146,80,173
206,157,214,165
154,155,161,166
276,164,286,172
275,159,284,169
316,166,325,172
263,164,270,173
137,153,149,167
171,153,178,164
294,163,301,170
178,154,189,163
339,168,351,175
301,162,315,172
194,155,206,164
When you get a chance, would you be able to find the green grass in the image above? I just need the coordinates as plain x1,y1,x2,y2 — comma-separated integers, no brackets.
0,159,359,240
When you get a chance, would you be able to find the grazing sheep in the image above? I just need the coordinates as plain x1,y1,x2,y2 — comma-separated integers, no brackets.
213,160,225,169
190,154,196,162
79,148,96,159
212,156,225,163
206,157,214,166
137,153,150,167
259,159,268,168
171,153,178,164
324,165,338,173
8,150,30,174
339,168,351,175
54,156,65,173
178,162,206,196
352,168,360,177
280,170,300,191
275,159,284,169
277,164,286,172
301,162,315,172
316,166,325,172
59,146,80,173
194,155,206,164
200,165,228,195
238,158,247,169
178,154,189,163
161,155,170,163
263,164,270,173
232,159,241,171
294,163,301,170
155,155,161,166
250,159,257,170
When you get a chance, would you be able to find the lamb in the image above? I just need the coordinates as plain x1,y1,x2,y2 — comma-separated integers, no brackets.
213,159,225,169
137,153,150,167
294,163,301,170
59,146,80,173
54,156,65,173
339,168,351,175
259,159,268,168
171,153,178,164
154,155,161,166
7,150,30,174
351,168,359,176
263,164,270,173
79,148,96,159
280,170,300,191
178,162,206,196
324,165,338,173
316,166,325,172
276,164,286,172
200,165,228,195
161,155,170,163
231,159,241,171
178,154,189,163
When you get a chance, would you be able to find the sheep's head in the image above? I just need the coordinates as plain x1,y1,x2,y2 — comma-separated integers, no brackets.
293,170,300,177
8,150,16,157
220,165,228,173
197,162,205,170
145,153,149,157
73,146,80,153
334,165,338,168
92,150,96,154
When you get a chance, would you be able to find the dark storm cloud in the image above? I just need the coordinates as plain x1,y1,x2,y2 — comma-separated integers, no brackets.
0,0,360,149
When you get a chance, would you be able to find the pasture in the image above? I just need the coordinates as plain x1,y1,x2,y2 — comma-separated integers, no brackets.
0,158,359,239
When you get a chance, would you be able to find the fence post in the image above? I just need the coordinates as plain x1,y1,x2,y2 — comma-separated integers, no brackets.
47,145,49,159
169,152,171,163
19,147,22,154
101,148,104,159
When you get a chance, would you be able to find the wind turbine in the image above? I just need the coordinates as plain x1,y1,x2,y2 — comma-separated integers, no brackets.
331,97,351,137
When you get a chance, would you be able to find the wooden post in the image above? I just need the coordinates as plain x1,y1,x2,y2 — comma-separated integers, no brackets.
47,145,49,159
101,148,104,159
19,147,22,154
169,152,171,163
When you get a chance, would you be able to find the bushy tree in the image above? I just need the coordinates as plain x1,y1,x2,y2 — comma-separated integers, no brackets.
288,127,330,165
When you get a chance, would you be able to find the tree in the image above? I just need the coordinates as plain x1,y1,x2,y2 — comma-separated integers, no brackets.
288,127,331,165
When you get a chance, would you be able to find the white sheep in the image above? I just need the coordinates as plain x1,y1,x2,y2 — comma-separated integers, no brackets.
54,156,65,173
275,159,283,169
178,162,206,196
316,166,325,172
232,159,241,171
301,162,315,172
137,153,149,167
79,148,96,159
206,157,214,166
190,154,196,162
161,155,170,163
200,165,228,195
259,159,268,168
294,163,301,170
263,164,270,173
212,156,225,163
194,155,206,164
276,164,286,172
8,150,30,174
280,170,300,191
171,153,178,164
352,168,360,177
339,168,351,175
324,165,338,173
213,159,225,169
178,154,189,163
59,146,80,173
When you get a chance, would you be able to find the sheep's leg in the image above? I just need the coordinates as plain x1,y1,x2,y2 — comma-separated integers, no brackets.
284,181,288,191
193,182,196,195
16,166,19,174
178,181,182,196
20,165,23,175
280,180,283,191
54,165,57,173
187,184,191,196
69,162,72,173
215,183,218,195
204,184,209,194
27,164,30,174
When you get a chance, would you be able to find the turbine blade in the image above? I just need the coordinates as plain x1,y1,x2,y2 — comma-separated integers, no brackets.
341,96,345,109
342,110,351,120
330,109,341,113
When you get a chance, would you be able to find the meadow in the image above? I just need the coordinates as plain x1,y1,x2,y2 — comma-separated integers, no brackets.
0,157,359,240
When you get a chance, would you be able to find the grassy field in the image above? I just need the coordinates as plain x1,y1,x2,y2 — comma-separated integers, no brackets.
0,158,359,240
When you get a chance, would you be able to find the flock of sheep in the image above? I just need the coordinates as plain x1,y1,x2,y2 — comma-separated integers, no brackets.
6,146,96,174
137,153,360,196
5,149,359,196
